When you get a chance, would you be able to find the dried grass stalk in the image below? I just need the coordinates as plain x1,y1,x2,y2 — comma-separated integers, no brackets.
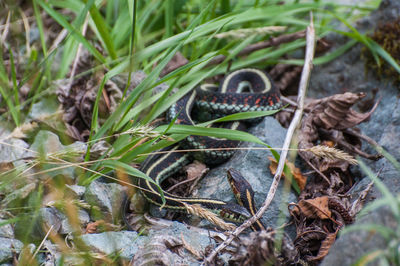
305,145,357,165
214,26,286,39
182,202,236,231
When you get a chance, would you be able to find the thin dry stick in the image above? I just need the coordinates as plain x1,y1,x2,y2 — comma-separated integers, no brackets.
203,14,315,264
48,29,68,54
349,180,373,217
1,11,10,44
31,225,54,262
20,8,31,56
68,15,89,87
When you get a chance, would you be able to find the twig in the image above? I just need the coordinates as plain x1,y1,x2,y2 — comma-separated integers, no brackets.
203,14,315,265
31,225,54,262
68,15,89,87
319,128,381,160
166,174,200,192
348,168,382,217
349,180,373,217
281,95,298,107
1,11,10,44
344,128,383,152
300,154,331,185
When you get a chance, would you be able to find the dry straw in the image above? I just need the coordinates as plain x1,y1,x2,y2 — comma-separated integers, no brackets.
124,125,173,141
182,202,236,231
305,145,358,165
214,26,287,39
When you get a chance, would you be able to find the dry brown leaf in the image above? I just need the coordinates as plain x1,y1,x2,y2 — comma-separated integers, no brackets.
160,52,189,77
0,162,14,173
308,230,338,261
85,220,120,234
298,92,379,173
184,160,208,180
309,92,378,130
297,196,331,219
85,221,102,234
268,157,307,190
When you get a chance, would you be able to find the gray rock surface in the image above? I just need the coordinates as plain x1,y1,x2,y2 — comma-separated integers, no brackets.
0,219,14,238
321,206,398,266
194,116,296,228
65,184,86,198
0,237,23,263
39,207,63,234
0,136,30,163
81,221,215,264
30,130,86,178
59,209,90,235
84,180,126,223
132,221,215,265
80,231,142,260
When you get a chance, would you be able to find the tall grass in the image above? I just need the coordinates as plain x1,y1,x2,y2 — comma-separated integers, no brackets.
1,0,396,264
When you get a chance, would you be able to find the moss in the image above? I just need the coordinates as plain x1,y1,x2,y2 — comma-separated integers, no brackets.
362,18,400,84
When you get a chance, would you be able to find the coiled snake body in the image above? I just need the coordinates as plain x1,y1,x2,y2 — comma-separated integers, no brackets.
125,68,281,230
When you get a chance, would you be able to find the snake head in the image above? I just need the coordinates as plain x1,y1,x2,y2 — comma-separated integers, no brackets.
227,168,255,201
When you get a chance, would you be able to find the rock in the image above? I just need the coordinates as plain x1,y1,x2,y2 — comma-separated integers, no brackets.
27,94,59,121
81,221,216,264
194,116,297,228
65,184,86,198
84,181,126,223
30,130,85,178
0,237,23,263
0,137,30,163
1,183,36,207
80,231,143,260
321,206,398,266
0,219,14,238
39,207,63,234
31,130,65,155
59,209,90,235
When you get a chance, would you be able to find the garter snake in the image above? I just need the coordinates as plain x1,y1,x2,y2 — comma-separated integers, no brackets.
124,68,281,229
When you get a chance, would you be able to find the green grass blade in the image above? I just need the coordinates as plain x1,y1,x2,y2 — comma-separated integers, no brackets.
164,0,173,38
32,0,47,56
200,109,281,125
358,159,400,219
101,160,165,205
36,0,106,63
155,124,266,145
8,49,19,110
84,0,117,60
340,223,395,241
281,39,357,65
374,146,400,172
366,37,400,74
353,250,387,266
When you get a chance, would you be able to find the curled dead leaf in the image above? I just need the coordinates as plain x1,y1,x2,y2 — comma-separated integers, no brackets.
307,230,338,261
268,156,307,190
296,196,332,219
85,220,120,234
